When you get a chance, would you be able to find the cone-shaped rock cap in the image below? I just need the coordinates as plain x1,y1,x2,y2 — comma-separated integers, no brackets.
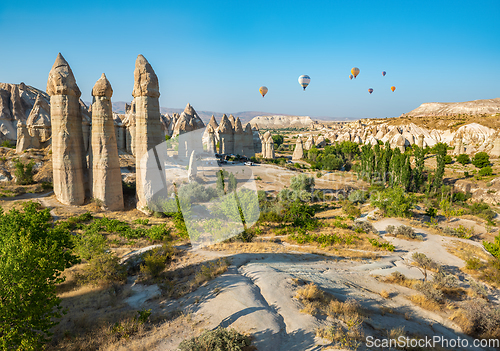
209,115,219,129
47,53,81,98
92,73,113,98
219,114,233,134
183,103,195,116
132,54,160,98
244,123,253,134
234,117,244,134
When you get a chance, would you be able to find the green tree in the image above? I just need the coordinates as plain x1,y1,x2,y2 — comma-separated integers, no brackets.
290,174,315,193
472,152,490,169
0,202,79,350
479,166,493,176
216,170,225,194
432,143,448,192
14,159,35,185
228,172,238,192
307,146,320,162
272,135,284,148
339,141,360,161
413,145,425,191
456,153,470,165
371,186,415,218
322,154,343,170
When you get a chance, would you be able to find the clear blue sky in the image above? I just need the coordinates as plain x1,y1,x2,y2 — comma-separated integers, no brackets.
0,0,498,118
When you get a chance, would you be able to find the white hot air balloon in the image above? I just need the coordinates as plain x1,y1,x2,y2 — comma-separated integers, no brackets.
298,75,310,91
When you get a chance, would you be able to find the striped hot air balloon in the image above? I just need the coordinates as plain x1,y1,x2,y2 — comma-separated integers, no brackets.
382,71,387,76
368,88,373,94
391,86,396,92
349,74,353,80
259,86,268,97
298,75,310,90
351,67,360,78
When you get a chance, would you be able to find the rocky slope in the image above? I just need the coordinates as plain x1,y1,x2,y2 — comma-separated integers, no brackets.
249,115,314,129
403,98,500,117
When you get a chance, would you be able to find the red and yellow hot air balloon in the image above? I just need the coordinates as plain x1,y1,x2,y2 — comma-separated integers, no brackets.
391,86,396,92
351,67,360,78
349,74,353,80
368,88,373,94
259,86,268,97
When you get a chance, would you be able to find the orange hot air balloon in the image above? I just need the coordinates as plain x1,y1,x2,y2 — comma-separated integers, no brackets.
368,88,373,94
391,86,396,92
351,67,360,78
349,74,353,80
259,86,268,97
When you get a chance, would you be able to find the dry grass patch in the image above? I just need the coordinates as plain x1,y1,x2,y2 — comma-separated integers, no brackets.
381,271,419,289
408,294,442,312
379,289,390,299
161,257,230,298
445,240,492,262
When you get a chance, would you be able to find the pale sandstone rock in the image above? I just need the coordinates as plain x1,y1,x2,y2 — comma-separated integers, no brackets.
188,150,197,182
90,73,124,210
47,53,85,206
292,137,304,160
16,121,31,153
218,114,234,154
133,55,165,211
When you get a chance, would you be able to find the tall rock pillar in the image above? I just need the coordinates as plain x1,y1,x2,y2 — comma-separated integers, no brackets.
132,55,164,211
91,74,124,210
47,53,85,205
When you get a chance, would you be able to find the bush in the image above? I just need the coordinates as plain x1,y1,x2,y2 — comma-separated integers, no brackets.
178,182,219,203
352,220,375,234
178,327,252,351
472,152,490,169
385,225,395,234
415,281,444,303
393,225,417,239
459,299,500,338
1,140,15,148
412,252,438,280
348,190,366,204
290,174,315,193
140,244,175,278
342,201,361,218
14,159,35,185
444,155,453,164
425,207,437,218
370,187,415,218
479,166,493,176
456,154,470,165
77,253,127,286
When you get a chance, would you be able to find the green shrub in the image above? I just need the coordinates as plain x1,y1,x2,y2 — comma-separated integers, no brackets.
178,182,219,203
472,152,490,169
465,257,484,270
444,155,453,164
342,201,361,218
456,154,470,165
145,224,171,241
140,244,175,278
1,140,15,148
72,226,108,261
393,225,417,239
134,219,149,225
290,174,315,193
77,253,126,286
178,327,251,351
484,234,500,260
425,207,437,218
348,189,366,204
370,187,415,218
14,159,35,185
368,238,395,251
479,166,493,176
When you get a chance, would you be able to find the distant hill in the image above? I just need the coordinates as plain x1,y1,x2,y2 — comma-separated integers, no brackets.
249,115,314,129
403,98,500,117
111,101,284,124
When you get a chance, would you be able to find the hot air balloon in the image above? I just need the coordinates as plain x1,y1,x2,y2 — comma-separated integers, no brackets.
382,71,386,76
349,74,353,80
259,86,268,97
351,67,360,78
368,88,373,94
298,75,310,90
391,86,396,92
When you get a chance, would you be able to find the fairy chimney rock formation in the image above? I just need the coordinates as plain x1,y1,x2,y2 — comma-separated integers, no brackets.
242,123,255,157
133,55,165,211
262,131,275,159
417,134,425,149
206,124,217,153
293,136,304,160
218,114,234,154
16,121,31,153
47,53,86,206
90,74,124,210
